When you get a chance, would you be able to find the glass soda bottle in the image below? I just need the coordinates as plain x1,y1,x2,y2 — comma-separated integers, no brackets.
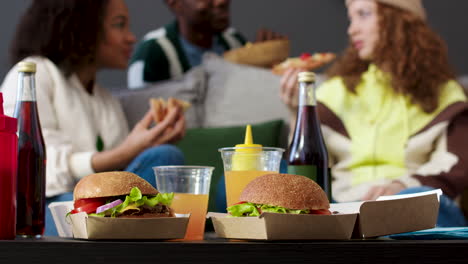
13,61,46,238
287,71,332,201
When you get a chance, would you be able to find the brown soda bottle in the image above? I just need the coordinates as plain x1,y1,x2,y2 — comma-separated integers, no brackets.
13,61,46,238
287,71,331,201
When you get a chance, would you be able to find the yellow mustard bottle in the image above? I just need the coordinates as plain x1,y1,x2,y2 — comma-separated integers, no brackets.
231,125,262,171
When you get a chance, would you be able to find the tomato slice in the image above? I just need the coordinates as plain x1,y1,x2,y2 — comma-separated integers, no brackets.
72,201,105,214
74,197,105,208
232,201,247,206
300,52,311,60
72,198,106,214
310,209,332,215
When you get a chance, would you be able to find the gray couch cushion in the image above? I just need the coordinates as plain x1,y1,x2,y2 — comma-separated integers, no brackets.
458,76,468,96
202,53,291,128
113,66,206,129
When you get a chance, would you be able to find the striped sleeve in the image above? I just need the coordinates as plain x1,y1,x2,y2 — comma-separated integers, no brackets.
127,39,171,89
410,111,468,198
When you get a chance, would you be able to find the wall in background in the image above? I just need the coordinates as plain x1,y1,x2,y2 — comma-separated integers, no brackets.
1,0,467,89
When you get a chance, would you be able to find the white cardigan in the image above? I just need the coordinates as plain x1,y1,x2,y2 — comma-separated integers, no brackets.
1,57,129,197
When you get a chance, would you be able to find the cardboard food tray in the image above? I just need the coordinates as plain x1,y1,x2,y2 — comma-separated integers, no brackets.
68,213,189,240
208,211,357,240
209,191,439,240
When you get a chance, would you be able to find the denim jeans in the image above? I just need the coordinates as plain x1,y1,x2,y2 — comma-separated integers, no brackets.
124,144,185,188
44,144,185,236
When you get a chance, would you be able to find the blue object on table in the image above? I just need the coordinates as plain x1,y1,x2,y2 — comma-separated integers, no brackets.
389,227,468,240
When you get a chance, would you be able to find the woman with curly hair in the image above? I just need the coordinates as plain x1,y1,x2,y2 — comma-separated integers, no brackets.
1,0,186,235
281,0,468,226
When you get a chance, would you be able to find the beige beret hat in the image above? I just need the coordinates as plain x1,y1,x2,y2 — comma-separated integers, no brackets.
346,0,426,21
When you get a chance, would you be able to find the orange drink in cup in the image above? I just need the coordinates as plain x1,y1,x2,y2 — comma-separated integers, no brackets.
219,125,284,207
170,193,208,240
154,166,213,241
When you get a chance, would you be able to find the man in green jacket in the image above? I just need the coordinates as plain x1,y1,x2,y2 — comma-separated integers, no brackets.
128,0,284,89
128,0,247,89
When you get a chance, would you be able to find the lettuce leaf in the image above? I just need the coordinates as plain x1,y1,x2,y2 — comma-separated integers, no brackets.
227,202,261,217
227,202,310,217
90,187,174,217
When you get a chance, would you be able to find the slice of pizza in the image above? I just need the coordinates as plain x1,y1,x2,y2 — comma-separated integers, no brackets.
149,97,191,123
150,97,167,122
271,52,336,75
223,39,290,68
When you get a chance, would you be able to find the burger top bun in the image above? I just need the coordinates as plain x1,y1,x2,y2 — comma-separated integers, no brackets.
74,171,158,200
239,173,330,210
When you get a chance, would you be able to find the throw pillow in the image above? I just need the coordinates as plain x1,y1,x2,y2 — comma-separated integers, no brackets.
113,66,206,129
202,53,291,128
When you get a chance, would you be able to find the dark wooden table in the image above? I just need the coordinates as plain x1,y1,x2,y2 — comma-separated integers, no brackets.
1,233,467,264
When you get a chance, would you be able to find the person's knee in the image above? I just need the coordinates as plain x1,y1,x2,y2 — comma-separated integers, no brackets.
153,144,185,165
397,186,434,195
143,144,185,166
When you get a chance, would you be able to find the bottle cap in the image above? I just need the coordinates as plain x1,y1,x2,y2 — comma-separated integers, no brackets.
234,125,262,150
231,125,263,171
17,61,36,73
0,93,18,133
298,71,315,83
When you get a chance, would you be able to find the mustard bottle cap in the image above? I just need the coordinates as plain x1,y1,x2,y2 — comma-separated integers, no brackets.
232,125,263,171
235,125,262,150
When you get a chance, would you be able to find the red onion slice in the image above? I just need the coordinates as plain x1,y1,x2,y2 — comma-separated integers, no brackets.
96,199,123,214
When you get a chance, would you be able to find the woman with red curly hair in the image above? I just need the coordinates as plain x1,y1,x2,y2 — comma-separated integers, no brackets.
281,0,468,226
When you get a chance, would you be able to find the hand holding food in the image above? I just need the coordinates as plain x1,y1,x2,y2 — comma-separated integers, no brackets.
279,68,304,113
149,97,191,123
227,173,331,217
272,52,336,75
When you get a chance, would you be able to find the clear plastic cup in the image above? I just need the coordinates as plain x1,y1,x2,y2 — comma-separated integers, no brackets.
219,147,284,207
154,166,213,240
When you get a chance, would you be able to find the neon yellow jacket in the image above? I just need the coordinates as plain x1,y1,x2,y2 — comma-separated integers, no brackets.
317,64,468,202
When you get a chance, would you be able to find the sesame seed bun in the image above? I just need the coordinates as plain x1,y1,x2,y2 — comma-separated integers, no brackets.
73,171,158,200
239,173,330,210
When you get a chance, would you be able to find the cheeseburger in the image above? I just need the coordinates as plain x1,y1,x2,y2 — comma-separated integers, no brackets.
227,173,331,216
70,171,174,218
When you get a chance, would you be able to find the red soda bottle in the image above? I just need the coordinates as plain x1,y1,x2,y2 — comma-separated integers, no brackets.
0,92,18,240
13,61,46,238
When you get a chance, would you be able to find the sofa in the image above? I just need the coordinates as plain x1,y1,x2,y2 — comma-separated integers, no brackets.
113,53,296,213
114,54,468,218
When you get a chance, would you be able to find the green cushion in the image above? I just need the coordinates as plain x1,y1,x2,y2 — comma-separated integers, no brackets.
175,119,284,213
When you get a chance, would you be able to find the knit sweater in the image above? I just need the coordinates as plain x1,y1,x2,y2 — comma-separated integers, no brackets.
1,56,129,197
317,64,468,202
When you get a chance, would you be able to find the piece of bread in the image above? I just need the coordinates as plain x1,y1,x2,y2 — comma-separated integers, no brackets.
149,97,191,122
73,171,158,200
272,52,336,75
223,39,290,68
239,173,330,210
